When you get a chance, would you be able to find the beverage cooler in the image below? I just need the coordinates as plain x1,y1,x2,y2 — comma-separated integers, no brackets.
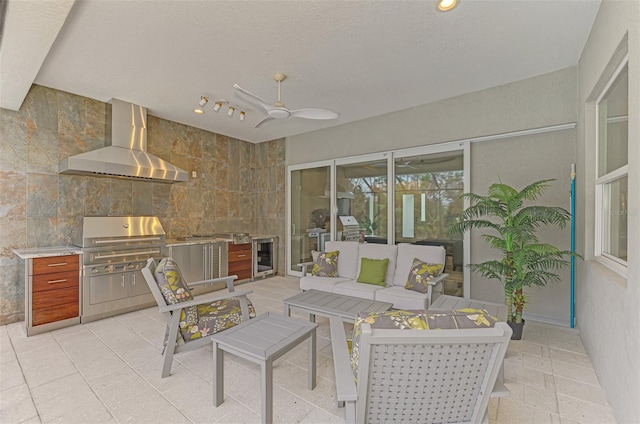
253,236,278,279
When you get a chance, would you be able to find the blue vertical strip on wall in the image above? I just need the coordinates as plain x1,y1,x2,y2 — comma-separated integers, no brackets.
570,163,576,328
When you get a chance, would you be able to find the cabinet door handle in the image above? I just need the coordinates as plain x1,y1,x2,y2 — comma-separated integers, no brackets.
47,279,67,284
121,274,125,288
132,274,136,286
237,254,247,258
47,262,68,267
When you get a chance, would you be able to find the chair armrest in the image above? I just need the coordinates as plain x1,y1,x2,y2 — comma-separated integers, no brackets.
427,272,449,287
425,273,449,307
159,289,253,313
188,275,238,292
329,316,358,402
297,262,314,277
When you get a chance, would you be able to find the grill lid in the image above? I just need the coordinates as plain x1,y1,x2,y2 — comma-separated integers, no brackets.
72,216,166,247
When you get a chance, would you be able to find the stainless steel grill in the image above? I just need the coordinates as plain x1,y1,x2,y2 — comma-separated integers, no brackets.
72,216,166,322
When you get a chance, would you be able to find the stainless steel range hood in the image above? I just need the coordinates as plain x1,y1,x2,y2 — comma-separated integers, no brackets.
59,99,188,183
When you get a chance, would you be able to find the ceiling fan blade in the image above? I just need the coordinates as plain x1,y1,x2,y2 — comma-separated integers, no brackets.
254,115,275,128
234,84,273,111
289,108,339,120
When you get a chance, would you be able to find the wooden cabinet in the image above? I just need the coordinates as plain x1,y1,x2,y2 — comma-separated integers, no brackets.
228,243,252,281
27,254,81,335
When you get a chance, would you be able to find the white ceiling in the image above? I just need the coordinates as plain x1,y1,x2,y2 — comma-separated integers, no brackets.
1,0,601,143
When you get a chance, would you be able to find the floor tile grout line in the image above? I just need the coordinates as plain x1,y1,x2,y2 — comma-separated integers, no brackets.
68,323,197,424
5,332,41,424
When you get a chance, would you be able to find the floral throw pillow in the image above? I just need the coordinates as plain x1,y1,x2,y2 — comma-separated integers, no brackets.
311,250,339,277
404,258,443,293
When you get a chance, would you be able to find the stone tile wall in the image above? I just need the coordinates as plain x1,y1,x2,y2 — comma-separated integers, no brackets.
0,85,286,325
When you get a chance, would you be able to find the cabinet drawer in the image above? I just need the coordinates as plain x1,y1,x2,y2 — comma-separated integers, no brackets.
32,270,79,293
32,255,79,275
229,260,252,274
33,285,79,310
234,269,252,280
229,250,252,262
32,302,79,326
229,243,252,252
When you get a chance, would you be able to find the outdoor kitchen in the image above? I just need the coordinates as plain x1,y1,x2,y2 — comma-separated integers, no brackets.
3,87,286,332
14,215,278,335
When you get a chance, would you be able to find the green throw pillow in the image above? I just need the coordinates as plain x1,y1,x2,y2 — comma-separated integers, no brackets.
311,250,339,277
405,258,443,293
356,257,389,286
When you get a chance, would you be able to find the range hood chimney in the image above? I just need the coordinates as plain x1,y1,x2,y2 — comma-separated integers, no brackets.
59,99,188,183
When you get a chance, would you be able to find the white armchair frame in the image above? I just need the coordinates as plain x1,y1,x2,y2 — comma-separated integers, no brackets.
141,258,253,378
330,316,511,424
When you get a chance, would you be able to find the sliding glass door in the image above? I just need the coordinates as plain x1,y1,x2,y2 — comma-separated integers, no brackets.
335,156,388,243
394,150,465,296
289,164,331,270
287,144,469,298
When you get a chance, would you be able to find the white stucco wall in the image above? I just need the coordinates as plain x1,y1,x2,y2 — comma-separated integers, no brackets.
287,68,578,324
287,67,577,165
575,1,640,422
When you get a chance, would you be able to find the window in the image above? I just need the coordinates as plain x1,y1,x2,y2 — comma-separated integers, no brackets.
595,59,628,273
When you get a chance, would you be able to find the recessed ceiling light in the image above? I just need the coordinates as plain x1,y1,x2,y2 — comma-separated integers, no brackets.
436,0,458,12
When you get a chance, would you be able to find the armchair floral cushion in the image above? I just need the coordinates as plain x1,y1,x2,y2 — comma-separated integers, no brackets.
179,297,256,342
154,257,197,325
350,308,498,379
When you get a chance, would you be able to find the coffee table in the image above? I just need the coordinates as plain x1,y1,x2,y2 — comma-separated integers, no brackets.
211,312,318,424
283,290,393,323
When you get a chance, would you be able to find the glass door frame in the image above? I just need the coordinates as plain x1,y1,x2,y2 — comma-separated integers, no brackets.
287,160,333,276
287,142,471,299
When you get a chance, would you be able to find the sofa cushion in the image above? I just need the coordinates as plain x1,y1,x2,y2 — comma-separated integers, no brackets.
404,258,443,293
333,281,380,300
374,286,429,310
325,241,360,279
392,243,446,287
356,243,398,286
311,250,339,277
356,257,389,286
350,309,498,379
300,275,351,292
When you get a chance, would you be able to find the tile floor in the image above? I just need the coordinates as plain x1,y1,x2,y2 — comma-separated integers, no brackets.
1,276,617,423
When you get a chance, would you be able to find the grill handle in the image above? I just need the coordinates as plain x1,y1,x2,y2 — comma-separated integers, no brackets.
93,249,161,260
93,237,162,245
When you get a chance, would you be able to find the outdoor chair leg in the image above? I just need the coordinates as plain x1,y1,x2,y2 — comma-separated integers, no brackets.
161,312,181,378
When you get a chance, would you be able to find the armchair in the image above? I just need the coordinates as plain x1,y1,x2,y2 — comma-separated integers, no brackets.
141,257,255,378
330,310,511,424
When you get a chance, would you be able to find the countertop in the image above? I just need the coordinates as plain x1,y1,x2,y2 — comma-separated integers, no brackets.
13,246,82,260
165,235,277,247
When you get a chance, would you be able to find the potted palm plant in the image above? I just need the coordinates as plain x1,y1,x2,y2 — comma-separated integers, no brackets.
449,179,577,339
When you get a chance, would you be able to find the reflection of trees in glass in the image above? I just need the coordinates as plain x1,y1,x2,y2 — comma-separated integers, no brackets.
395,171,464,240
350,176,387,237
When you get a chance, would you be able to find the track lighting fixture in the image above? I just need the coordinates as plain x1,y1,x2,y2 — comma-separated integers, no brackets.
194,96,245,122
193,96,208,114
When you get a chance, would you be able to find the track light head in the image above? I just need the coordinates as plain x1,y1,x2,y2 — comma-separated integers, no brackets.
227,106,235,117
193,96,208,114
213,102,222,112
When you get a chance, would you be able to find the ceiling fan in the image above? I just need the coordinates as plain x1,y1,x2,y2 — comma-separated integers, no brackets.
234,73,340,128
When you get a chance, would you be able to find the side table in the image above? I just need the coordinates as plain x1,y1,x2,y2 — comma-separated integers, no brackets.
211,312,318,424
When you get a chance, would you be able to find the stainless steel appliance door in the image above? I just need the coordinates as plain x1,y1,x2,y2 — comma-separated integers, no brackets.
164,244,206,283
